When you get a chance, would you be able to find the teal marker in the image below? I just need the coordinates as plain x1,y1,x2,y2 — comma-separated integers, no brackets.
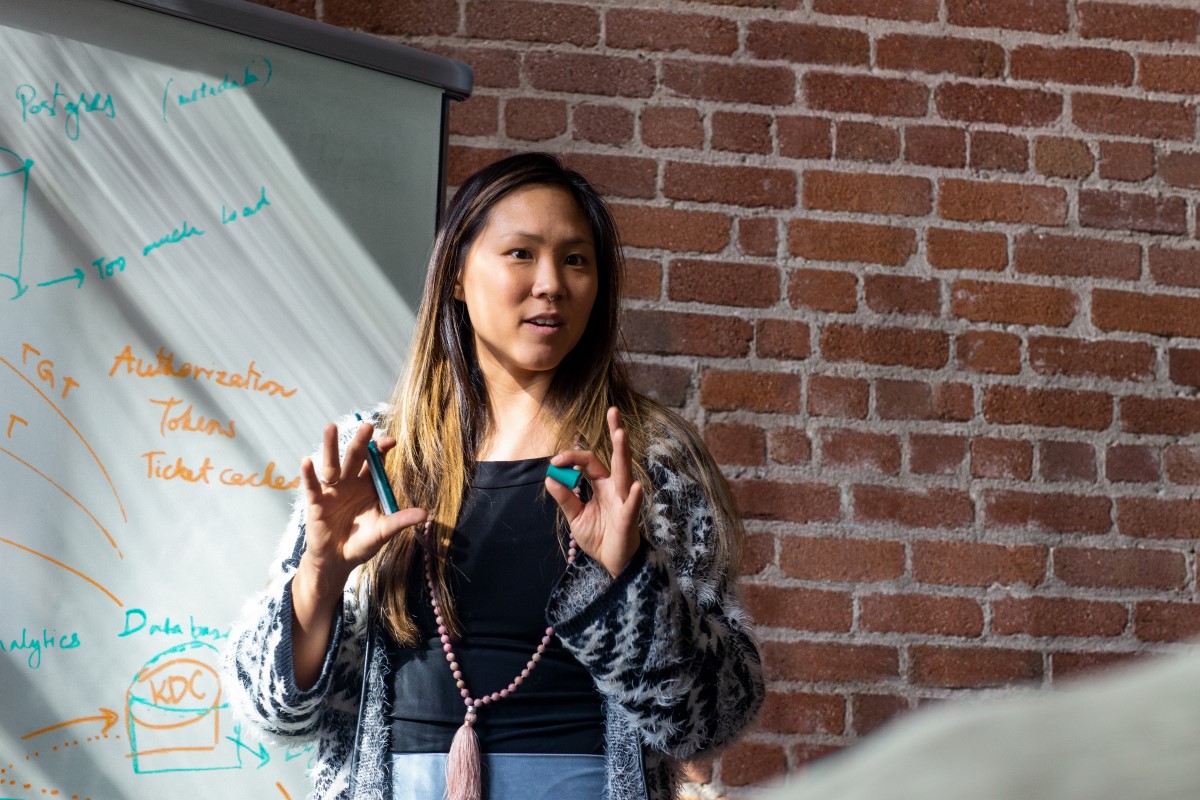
546,462,583,490
355,412,399,514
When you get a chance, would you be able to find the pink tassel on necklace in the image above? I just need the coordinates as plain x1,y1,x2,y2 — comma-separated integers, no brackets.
445,707,481,800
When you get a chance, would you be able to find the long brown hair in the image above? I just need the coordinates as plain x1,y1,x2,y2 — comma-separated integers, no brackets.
365,152,741,645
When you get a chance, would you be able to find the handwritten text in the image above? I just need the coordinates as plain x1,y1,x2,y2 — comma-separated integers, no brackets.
109,345,298,398
16,82,115,141
1,627,82,669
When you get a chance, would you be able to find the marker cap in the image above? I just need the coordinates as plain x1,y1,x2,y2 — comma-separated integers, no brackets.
546,463,583,490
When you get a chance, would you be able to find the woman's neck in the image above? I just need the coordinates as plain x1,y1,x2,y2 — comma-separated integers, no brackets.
477,379,558,461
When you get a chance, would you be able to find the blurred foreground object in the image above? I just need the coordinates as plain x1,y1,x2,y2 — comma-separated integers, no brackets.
761,645,1200,800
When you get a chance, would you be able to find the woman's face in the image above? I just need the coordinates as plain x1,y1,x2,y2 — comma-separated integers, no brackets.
455,184,599,388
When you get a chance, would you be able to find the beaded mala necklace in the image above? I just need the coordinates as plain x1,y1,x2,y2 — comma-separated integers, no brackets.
421,520,578,800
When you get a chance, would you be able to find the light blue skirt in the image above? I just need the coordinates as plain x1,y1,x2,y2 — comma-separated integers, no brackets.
390,752,607,800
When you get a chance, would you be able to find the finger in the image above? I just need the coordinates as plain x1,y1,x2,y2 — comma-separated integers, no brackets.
375,507,429,545
300,456,322,504
622,480,643,520
607,407,633,497
339,422,374,483
320,423,340,484
545,476,585,522
550,448,610,482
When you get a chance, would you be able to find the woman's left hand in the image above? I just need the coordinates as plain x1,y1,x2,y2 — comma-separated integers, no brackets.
545,406,644,578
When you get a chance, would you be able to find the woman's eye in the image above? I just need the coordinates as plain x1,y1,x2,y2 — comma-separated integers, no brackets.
565,253,588,266
508,248,532,260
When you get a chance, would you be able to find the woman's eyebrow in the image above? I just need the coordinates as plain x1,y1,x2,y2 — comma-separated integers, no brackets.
499,231,595,247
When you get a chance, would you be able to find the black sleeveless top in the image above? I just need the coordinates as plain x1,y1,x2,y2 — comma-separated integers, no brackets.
386,457,605,755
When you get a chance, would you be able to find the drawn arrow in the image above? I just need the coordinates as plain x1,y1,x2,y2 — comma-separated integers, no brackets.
226,725,270,768
21,707,119,740
36,267,85,289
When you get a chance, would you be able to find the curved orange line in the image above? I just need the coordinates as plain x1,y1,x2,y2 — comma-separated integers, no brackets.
0,356,127,522
277,782,292,800
0,536,122,606
0,447,122,557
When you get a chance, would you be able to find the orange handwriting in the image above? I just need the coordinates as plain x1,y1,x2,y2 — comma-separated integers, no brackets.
141,450,300,491
109,345,297,398
22,343,80,399
142,450,215,484
149,397,236,439
219,460,300,492
6,414,27,438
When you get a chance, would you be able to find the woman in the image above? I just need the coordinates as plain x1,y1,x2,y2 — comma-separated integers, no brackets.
225,153,764,800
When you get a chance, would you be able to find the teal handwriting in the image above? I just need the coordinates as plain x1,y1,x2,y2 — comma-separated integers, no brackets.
143,220,204,257
222,185,271,224
38,255,128,290
16,83,115,141
161,57,273,122
118,607,229,642
0,627,82,669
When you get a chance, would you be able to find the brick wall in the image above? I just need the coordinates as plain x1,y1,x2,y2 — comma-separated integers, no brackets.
255,0,1200,795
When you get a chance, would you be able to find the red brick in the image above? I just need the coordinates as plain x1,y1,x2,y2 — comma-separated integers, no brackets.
1106,444,1160,483
983,385,1111,431
788,220,917,266
250,0,315,17
763,641,900,683
951,279,1078,327
805,72,929,117
746,20,870,65
1073,94,1195,141
808,375,869,419
971,438,1033,480
1139,54,1200,94
1039,440,1097,482
821,324,949,369
861,593,984,636
719,741,787,787
447,146,518,187
572,103,633,145
627,362,690,407
325,0,456,34
504,98,566,141
803,170,931,217
778,115,834,159
525,52,655,98
1051,651,1142,679
1055,547,1187,590
1028,336,1154,382
731,479,841,522
757,319,812,360
969,130,1028,173
1034,136,1095,179
992,596,1127,637
622,258,660,300
1162,441,1200,481
612,204,729,253
1157,151,1200,189
465,0,598,44
1134,602,1200,643
668,259,780,308
1014,232,1140,281
781,536,906,582
606,9,737,55
449,95,499,137
946,0,1068,33
984,490,1112,534
741,531,774,576
640,106,703,149
1118,497,1200,539
790,743,842,769
877,34,1004,78
814,0,937,20
1079,190,1187,235
1079,1,1199,42
742,584,852,632
876,380,973,422
754,690,846,735
939,179,1067,226
788,267,859,312
701,370,801,413
428,45,521,89
910,645,1043,688
1011,45,1134,87
913,540,1047,587
1099,141,1155,182
1120,396,1200,436
1094,288,1200,338
704,422,766,467
910,434,968,475
562,153,656,198
864,275,940,316
665,162,797,209
820,428,902,474
957,331,1021,375
834,121,901,162
905,125,967,168
623,310,752,358
712,111,773,154
1169,348,1200,386
770,427,813,464
738,218,777,257
927,228,1008,271
853,485,974,529
851,694,910,735
937,83,1062,127
664,60,795,105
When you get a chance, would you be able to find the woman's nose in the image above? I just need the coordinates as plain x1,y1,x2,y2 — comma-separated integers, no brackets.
531,258,564,300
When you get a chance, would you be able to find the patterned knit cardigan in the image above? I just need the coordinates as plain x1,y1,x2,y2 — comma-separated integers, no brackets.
224,411,765,800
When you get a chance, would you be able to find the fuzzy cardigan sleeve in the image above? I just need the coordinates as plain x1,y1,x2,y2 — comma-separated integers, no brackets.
545,443,766,760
